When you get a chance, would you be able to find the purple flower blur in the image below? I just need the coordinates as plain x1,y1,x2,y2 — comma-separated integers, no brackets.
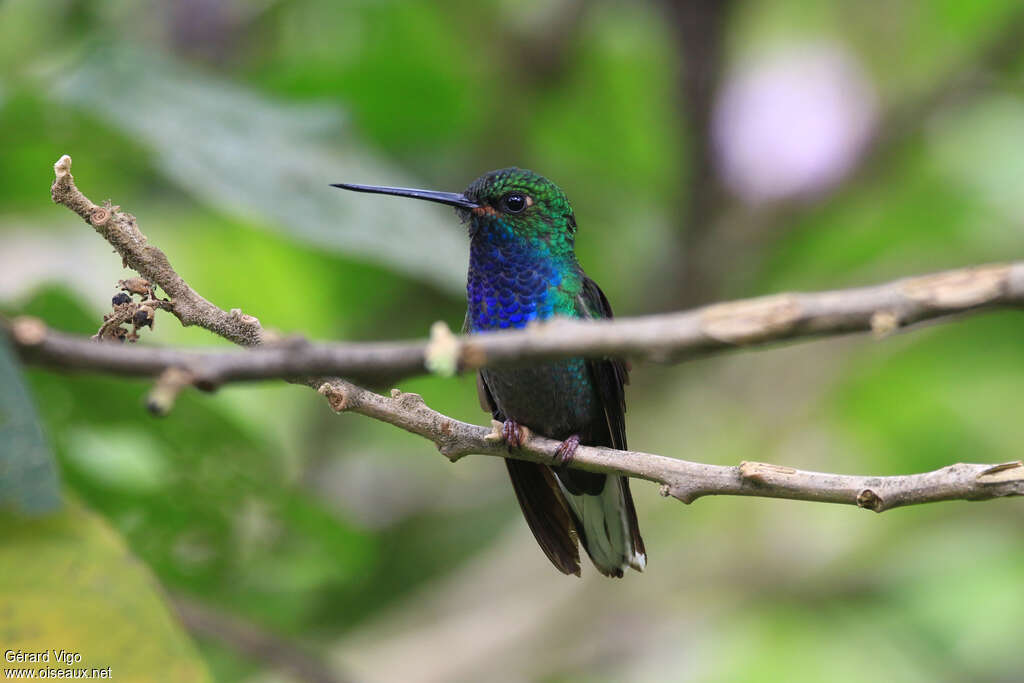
713,44,877,204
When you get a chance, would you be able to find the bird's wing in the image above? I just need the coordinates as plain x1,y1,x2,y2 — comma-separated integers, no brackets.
575,275,629,450
574,276,645,564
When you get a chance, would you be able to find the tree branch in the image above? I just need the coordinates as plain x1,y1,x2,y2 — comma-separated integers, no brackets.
311,379,1024,511
19,154,1024,514
9,259,1024,386
662,0,735,305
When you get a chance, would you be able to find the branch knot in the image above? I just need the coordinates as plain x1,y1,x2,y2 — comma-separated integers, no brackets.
318,383,350,412
856,488,884,512
89,206,112,227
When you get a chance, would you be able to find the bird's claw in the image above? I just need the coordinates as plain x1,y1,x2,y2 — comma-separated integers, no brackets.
553,434,580,467
502,419,526,449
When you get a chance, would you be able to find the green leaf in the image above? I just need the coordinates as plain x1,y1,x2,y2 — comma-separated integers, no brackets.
47,45,468,294
0,497,210,681
0,330,60,515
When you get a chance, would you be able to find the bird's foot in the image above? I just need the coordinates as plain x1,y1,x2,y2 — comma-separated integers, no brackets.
553,434,580,467
501,419,529,449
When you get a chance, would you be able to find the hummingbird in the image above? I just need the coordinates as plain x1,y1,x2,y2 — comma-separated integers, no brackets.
332,168,646,577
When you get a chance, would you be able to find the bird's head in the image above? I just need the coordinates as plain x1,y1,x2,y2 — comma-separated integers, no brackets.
332,167,577,250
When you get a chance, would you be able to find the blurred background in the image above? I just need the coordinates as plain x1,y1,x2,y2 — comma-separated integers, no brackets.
2,0,1024,681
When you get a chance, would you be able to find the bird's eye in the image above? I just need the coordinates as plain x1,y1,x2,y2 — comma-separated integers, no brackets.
500,192,529,214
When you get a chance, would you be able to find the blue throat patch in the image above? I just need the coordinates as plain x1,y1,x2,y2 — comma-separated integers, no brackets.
465,222,567,332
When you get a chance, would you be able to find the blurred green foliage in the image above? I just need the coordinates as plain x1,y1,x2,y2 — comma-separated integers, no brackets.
0,498,210,681
2,1,1024,681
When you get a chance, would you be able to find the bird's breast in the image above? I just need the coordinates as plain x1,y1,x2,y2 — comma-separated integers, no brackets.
481,361,598,439
466,237,574,332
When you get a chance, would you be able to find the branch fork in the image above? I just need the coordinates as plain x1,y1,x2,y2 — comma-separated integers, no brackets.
12,154,1023,514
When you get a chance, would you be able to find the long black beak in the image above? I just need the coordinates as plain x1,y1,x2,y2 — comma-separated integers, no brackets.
331,183,479,209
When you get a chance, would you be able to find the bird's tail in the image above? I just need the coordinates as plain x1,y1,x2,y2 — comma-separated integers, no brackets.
561,475,646,577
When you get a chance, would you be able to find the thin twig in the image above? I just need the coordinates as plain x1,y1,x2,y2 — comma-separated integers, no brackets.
51,155,263,347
